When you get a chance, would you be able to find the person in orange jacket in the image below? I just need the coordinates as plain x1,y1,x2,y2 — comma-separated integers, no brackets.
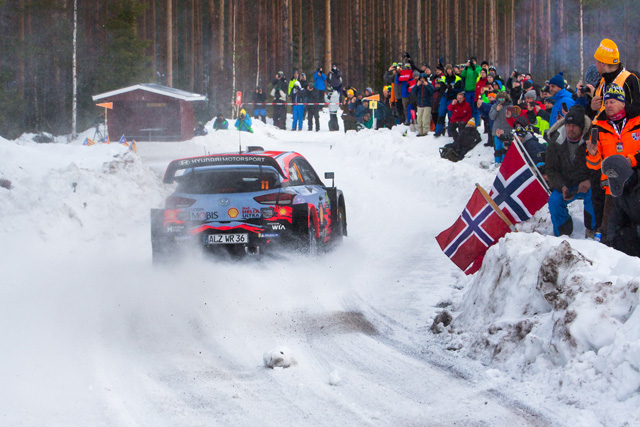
586,84,640,239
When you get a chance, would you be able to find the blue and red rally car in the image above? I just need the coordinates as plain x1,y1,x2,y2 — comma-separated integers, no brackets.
150,148,347,262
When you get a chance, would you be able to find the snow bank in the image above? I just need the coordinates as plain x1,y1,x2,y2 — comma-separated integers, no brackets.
434,232,640,424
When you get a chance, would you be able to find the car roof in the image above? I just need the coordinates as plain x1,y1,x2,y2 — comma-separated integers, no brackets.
162,151,305,184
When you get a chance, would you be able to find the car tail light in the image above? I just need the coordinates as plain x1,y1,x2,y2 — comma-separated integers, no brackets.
253,192,295,205
165,195,196,208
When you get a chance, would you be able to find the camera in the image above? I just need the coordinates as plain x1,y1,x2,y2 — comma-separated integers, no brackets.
579,85,591,94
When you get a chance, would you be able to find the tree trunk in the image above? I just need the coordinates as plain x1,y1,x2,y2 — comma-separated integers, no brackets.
324,0,331,72
166,0,173,87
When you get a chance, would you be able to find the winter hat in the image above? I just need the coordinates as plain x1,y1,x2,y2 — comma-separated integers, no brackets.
522,80,534,90
544,97,556,105
496,91,508,101
347,89,355,97
277,71,284,76
564,105,586,130
437,64,445,72
594,38,620,65
602,155,634,197
420,73,429,79
548,72,565,88
239,109,247,117
604,84,625,104
466,118,476,127
365,87,373,95
404,63,411,69
514,116,534,137
487,92,497,101
525,90,537,100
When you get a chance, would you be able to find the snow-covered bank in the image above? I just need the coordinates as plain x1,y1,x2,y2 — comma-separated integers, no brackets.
433,232,640,426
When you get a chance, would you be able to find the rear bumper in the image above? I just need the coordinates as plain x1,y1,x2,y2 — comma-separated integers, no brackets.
151,206,304,251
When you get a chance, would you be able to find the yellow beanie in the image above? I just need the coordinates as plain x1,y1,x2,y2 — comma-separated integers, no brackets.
467,118,476,127
594,39,620,65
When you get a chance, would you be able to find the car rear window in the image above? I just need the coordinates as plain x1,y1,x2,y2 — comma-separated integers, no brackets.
174,166,281,194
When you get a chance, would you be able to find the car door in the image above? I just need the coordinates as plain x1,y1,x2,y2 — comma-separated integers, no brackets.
289,157,330,234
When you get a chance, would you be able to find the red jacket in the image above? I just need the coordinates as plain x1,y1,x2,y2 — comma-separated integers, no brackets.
475,77,488,101
447,100,472,123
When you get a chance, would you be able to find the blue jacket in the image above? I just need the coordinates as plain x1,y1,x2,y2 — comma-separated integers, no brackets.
313,71,327,91
549,89,575,126
411,83,435,107
234,116,253,133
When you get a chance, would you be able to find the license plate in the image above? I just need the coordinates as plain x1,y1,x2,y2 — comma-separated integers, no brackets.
205,234,248,244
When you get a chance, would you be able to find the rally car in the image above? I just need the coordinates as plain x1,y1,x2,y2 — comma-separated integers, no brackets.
150,148,347,262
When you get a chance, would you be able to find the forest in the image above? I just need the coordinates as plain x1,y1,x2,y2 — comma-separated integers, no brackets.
0,0,638,139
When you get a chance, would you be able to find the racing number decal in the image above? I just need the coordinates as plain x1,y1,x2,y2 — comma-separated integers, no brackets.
261,180,269,190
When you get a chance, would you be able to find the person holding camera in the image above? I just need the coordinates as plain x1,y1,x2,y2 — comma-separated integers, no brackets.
460,57,482,124
411,73,435,136
313,66,327,92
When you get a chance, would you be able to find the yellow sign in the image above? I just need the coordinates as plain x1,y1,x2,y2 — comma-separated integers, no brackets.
369,100,378,110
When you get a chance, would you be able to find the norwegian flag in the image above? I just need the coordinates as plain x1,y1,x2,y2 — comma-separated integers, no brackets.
436,188,511,274
489,141,549,223
436,142,549,275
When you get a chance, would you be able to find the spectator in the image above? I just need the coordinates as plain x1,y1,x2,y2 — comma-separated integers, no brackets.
447,91,472,140
213,113,229,130
325,85,340,131
586,84,640,240
399,63,413,125
545,105,596,237
448,118,482,162
234,109,253,133
587,38,640,119
290,81,304,131
288,69,299,96
193,121,208,136
489,91,513,164
341,88,359,132
548,72,574,126
412,73,435,136
271,71,288,129
252,87,267,123
313,67,327,91
434,64,462,137
601,155,640,256
460,57,481,123
305,82,322,131
328,64,343,101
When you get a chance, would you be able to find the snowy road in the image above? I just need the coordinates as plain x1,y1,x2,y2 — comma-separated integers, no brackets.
0,119,617,426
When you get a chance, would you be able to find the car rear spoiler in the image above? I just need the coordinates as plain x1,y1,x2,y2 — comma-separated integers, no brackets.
162,154,284,183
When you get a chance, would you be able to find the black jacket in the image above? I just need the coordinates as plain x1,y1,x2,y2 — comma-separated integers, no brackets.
607,172,640,256
545,136,596,191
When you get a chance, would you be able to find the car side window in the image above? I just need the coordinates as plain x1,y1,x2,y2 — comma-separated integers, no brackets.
293,159,321,185
288,163,302,184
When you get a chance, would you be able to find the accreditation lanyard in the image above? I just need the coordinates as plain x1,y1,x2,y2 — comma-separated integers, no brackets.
609,118,627,152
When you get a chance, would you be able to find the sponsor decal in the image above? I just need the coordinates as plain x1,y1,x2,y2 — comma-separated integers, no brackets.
190,208,219,221
178,156,267,168
242,207,261,218
166,224,186,233
228,207,239,218
270,223,285,230
259,233,280,238
633,132,640,141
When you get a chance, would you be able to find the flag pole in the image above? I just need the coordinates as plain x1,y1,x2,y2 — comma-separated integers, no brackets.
512,134,551,194
475,183,517,232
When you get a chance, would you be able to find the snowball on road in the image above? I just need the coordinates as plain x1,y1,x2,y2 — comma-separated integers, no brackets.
0,112,638,426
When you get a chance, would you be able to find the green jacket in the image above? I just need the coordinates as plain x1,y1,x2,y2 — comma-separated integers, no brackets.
460,64,481,92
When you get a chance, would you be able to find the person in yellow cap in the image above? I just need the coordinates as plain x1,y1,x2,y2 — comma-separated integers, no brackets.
234,109,253,133
587,38,640,119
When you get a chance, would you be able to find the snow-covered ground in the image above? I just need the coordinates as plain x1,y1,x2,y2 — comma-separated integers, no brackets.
1,112,638,426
